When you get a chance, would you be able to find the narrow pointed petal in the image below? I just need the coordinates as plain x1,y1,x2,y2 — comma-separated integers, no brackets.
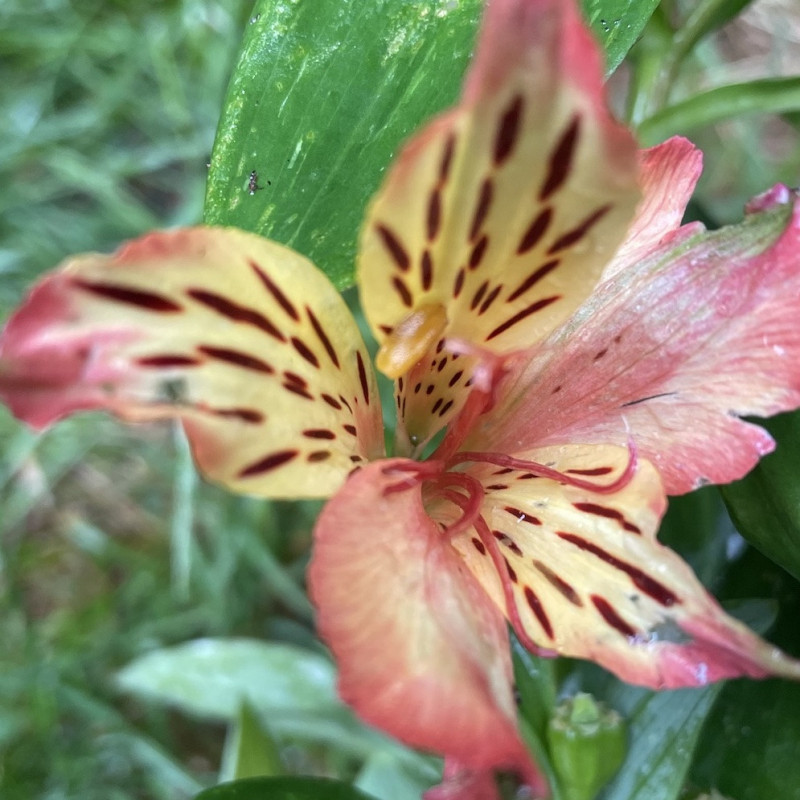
309,459,545,793
359,0,639,448
0,227,383,499
602,137,703,280
451,445,800,688
469,188,800,494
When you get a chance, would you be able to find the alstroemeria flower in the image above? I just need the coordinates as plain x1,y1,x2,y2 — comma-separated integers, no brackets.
2,0,800,796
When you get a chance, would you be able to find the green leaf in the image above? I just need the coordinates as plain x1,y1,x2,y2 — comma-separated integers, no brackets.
581,0,660,73
354,751,437,800
597,683,722,800
691,678,800,800
721,411,800,583
195,776,374,800
204,0,656,289
220,701,284,781
116,638,338,720
204,0,482,290
637,77,800,145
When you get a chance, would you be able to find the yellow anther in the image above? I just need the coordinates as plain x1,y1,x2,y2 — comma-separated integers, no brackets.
376,303,448,379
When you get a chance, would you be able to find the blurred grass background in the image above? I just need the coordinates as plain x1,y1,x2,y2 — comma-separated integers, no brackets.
1,0,799,799
0,2,326,797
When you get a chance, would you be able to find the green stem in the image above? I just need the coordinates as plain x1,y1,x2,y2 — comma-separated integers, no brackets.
637,77,800,145
171,423,196,601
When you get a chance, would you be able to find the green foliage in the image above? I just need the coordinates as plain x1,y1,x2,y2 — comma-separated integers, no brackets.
204,0,661,289
195,776,374,800
721,411,800,582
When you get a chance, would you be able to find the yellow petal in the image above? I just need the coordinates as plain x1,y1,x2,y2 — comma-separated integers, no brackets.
0,227,384,499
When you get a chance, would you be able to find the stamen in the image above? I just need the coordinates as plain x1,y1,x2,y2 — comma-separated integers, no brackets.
429,471,486,538
448,439,638,494
474,516,558,658
381,459,445,495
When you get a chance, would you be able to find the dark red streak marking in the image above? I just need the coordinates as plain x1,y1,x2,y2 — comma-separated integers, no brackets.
303,429,335,439
74,279,181,312
505,559,518,583
307,450,331,462
438,399,454,417
343,424,357,436
356,351,370,405
471,280,489,310
524,586,554,639
137,355,200,367
479,285,502,315
494,94,524,165
591,595,637,638
469,235,489,270
212,407,264,423
307,307,340,368
472,537,486,555
503,506,542,525
469,178,493,241
493,531,522,556
486,295,561,340
533,560,582,606
239,449,298,478
427,190,442,241
440,135,456,181
573,502,641,534
376,224,411,271
547,205,611,255
448,370,464,387
508,258,559,303
322,393,342,410
539,115,581,201
558,532,678,606
516,208,553,256
283,383,313,400
250,261,299,320
567,466,613,476
453,268,466,298
198,346,274,373
421,250,434,291
188,289,284,341
291,337,319,368
392,276,413,307
284,370,307,387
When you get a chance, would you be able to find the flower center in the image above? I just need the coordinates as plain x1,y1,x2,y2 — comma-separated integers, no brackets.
376,303,448,379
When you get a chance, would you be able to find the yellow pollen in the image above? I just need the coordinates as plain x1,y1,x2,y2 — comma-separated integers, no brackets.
376,303,448,379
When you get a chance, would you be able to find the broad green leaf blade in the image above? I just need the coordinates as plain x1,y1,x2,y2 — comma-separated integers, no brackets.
220,701,284,781
691,679,800,800
355,752,438,800
204,0,482,290
721,411,800,583
597,684,722,800
204,0,655,289
195,776,374,800
116,639,338,720
581,0,660,73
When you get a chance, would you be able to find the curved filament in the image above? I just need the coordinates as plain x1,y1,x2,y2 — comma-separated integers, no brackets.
448,439,638,494
473,515,558,659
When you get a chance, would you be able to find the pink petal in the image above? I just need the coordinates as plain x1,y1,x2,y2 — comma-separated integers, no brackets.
308,458,545,794
602,137,703,280
467,188,800,494
358,0,639,451
0,227,383,499
450,445,800,688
